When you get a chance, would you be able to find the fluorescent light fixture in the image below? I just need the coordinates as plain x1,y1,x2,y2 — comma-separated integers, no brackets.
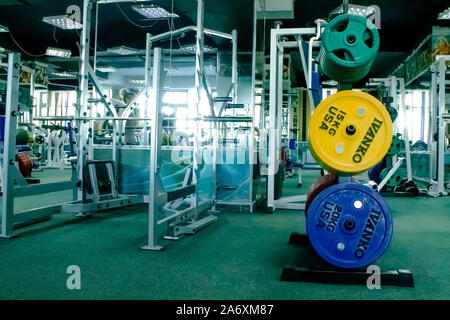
331,4,376,17
180,44,215,53
164,65,179,72
0,24,9,33
107,46,140,56
46,47,72,58
42,15,82,30
438,7,450,20
130,79,146,85
132,4,179,19
96,66,116,73
51,71,77,79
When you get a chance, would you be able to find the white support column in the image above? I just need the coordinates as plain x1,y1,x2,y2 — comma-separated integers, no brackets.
267,28,279,210
398,78,412,182
193,0,205,213
437,57,447,195
142,47,164,251
1,52,21,238
78,0,93,202
144,33,152,146
429,64,438,183
248,0,258,212
231,29,238,104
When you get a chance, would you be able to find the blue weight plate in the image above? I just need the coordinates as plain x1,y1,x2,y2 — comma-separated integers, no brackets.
368,160,385,184
306,182,393,269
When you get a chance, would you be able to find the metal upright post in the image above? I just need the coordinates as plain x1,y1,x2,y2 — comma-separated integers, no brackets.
248,0,258,212
193,0,205,214
144,33,152,146
390,76,398,134
142,47,163,251
436,57,447,195
267,28,279,210
112,120,118,181
78,0,93,203
231,29,238,104
277,39,284,154
429,64,438,184
398,78,412,182
1,52,20,238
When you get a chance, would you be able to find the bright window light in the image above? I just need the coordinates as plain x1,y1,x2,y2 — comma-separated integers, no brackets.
164,65,179,72
0,24,9,33
176,107,193,135
161,106,175,115
42,15,83,30
107,46,140,56
130,79,146,85
180,44,215,53
96,66,116,73
46,47,72,58
50,71,77,79
163,92,188,105
132,4,179,19
188,89,210,116
438,7,450,20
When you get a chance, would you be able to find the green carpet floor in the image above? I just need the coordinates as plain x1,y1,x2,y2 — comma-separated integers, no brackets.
0,168,449,300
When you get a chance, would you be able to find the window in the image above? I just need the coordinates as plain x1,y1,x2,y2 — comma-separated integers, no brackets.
400,90,429,144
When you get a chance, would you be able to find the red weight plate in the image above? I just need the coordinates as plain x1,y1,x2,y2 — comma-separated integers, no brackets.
16,152,33,177
305,173,338,215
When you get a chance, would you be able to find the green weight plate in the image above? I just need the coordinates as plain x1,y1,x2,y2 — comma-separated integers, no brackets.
380,168,402,187
319,14,380,83
388,135,401,156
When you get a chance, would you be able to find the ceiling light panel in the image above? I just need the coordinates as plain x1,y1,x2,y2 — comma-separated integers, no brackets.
130,79,146,85
180,44,215,53
164,65,179,72
46,47,72,58
51,72,77,79
331,4,375,17
132,4,179,19
0,24,9,33
107,46,140,56
438,7,450,20
42,15,83,30
96,66,116,73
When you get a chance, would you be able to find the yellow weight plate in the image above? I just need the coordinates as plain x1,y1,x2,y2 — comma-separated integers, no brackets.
308,90,392,174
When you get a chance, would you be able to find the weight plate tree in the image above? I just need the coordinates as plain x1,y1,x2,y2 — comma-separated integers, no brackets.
303,13,394,270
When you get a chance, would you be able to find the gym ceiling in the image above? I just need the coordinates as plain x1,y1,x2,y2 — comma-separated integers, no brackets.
0,0,448,85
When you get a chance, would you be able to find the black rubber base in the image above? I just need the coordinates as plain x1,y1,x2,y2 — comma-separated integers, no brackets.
281,233,414,287
380,191,418,198
26,178,40,184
